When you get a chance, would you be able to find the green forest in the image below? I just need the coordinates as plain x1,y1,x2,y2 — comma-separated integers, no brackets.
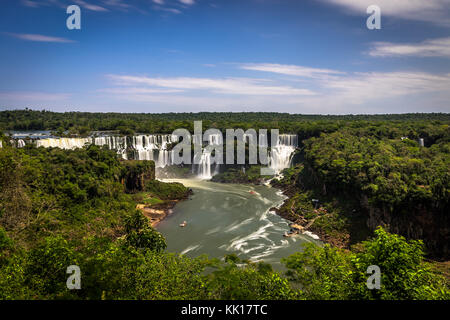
0,110,449,300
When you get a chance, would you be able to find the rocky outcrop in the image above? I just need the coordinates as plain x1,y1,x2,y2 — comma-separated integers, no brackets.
121,160,155,192
363,198,450,259
300,163,449,259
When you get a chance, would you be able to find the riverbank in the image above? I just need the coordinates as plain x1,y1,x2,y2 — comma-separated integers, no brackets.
269,186,350,248
137,199,185,227
269,164,360,249
133,180,193,227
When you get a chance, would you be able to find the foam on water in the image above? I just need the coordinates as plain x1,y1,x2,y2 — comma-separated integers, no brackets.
181,244,202,255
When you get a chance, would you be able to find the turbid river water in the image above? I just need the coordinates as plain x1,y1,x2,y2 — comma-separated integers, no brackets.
157,179,321,270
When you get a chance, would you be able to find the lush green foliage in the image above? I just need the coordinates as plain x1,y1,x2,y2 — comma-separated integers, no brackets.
304,128,449,209
2,110,449,137
145,180,191,200
0,143,295,300
211,166,270,184
205,255,297,300
283,227,449,300
1,113,449,300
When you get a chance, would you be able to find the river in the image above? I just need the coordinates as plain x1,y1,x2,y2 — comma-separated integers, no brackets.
157,179,321,270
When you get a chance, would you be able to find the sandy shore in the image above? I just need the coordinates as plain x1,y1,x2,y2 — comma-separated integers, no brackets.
137,200,181,227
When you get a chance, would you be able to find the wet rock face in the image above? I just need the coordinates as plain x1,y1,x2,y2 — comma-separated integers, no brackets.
122,160,155,192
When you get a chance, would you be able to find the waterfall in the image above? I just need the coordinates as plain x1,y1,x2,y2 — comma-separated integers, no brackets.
197,152,212,179
131,134,177,167
418,138,424,147
34,135,176,165
94,136,128,159
7,139,26,148
268,134,298,174
196,133,222,179
17,139,26,148
36,138,92,149
16,131,298,178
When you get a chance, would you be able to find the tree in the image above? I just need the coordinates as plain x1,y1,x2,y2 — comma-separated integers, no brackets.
124,211,167,252
283,227,449,300
351,227,449,300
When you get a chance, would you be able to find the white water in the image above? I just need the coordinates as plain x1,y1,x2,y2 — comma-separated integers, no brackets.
268,134,298,174
17,139,26,148
131,135,177,167
34,135,178,166
158,179,321,269
94,136,128,159
36,137,92,150
195,133,223,179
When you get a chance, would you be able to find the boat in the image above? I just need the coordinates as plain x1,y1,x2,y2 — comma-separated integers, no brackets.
179,221,187,227
283,231,296,237
249,190,256,195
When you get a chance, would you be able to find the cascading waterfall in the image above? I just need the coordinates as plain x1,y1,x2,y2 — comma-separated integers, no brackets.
8,139,26,148
34,135,177,166
197,152,212,179
14,132,298,178
17,139,26,148
131,134,177,168
268,134,298,174
196,133,223,179
36,137,92,149
94,136,128,160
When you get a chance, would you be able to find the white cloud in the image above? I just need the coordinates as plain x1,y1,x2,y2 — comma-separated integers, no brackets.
238,63,450,99
74,0,109,12
179,0,195,5
100,65,450,113
106,75,316,96
320,0,450,26
21,0,42,8
4,33,75,43
229,63,450,111
240,63,344,79
369,37,450,58
157,7,182,14
152,0,164,4
321,71,450,103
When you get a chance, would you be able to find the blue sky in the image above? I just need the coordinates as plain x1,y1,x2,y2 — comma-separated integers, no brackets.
0,0,449,114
